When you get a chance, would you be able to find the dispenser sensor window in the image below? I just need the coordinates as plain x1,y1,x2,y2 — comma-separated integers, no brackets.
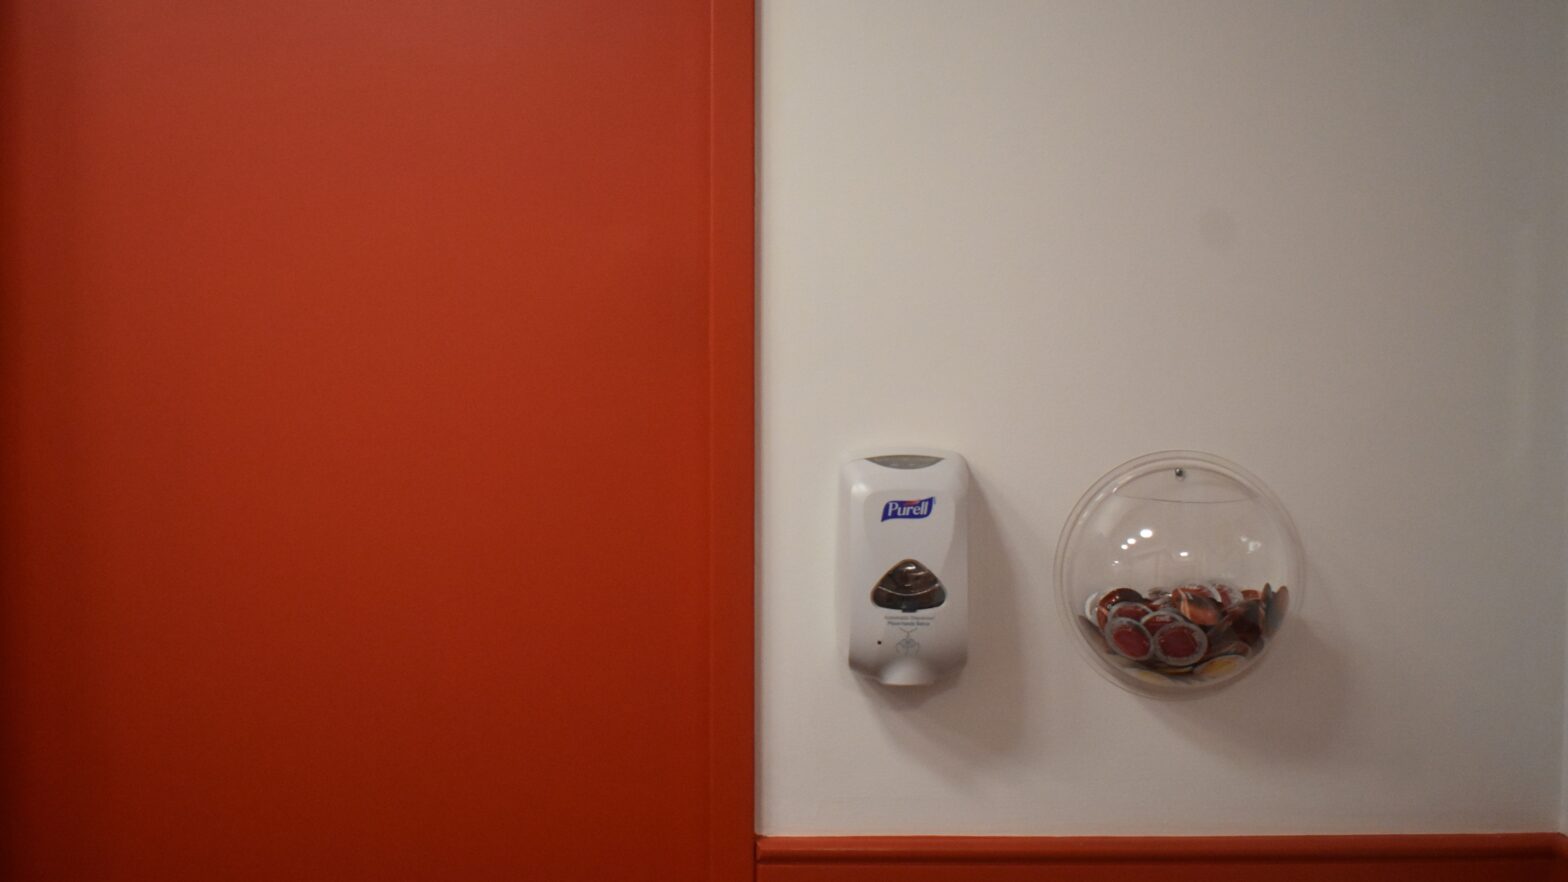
871,559,947,612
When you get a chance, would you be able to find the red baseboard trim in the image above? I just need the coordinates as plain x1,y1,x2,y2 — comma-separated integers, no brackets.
756,834,1568,881
757,833,1565,863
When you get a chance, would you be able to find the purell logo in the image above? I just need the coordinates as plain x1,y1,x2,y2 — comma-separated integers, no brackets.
881,497,935,521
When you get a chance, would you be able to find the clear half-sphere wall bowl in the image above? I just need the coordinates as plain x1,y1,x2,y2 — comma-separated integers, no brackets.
1055,451,1304,698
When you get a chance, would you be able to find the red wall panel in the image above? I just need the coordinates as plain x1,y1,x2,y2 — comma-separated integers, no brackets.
1,2,753,878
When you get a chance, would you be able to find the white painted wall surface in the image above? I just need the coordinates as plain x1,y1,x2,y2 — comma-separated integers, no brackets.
759,1,1568,835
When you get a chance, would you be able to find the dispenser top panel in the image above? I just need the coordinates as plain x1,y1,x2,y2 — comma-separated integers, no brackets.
868,454,944,470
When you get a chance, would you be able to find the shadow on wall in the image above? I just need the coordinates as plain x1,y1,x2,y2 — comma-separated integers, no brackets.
1148,622,1350,761
850,496,1354,774
851,477,1033,781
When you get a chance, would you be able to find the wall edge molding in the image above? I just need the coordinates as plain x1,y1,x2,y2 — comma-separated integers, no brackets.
756,833,1568,865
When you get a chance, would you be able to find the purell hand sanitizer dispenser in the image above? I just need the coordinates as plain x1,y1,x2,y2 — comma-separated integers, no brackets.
843,451,969,686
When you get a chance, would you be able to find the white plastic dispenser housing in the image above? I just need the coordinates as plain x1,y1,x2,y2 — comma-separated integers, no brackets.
842,451,969,686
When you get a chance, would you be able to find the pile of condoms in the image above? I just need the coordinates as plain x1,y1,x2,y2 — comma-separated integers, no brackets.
1078,582,1290,683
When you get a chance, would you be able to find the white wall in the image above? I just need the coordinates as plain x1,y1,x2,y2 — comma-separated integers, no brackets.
760,0,1568,835
1560,3,1568,834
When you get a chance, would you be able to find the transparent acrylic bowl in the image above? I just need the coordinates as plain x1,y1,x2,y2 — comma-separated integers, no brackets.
1055,451,1304,698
